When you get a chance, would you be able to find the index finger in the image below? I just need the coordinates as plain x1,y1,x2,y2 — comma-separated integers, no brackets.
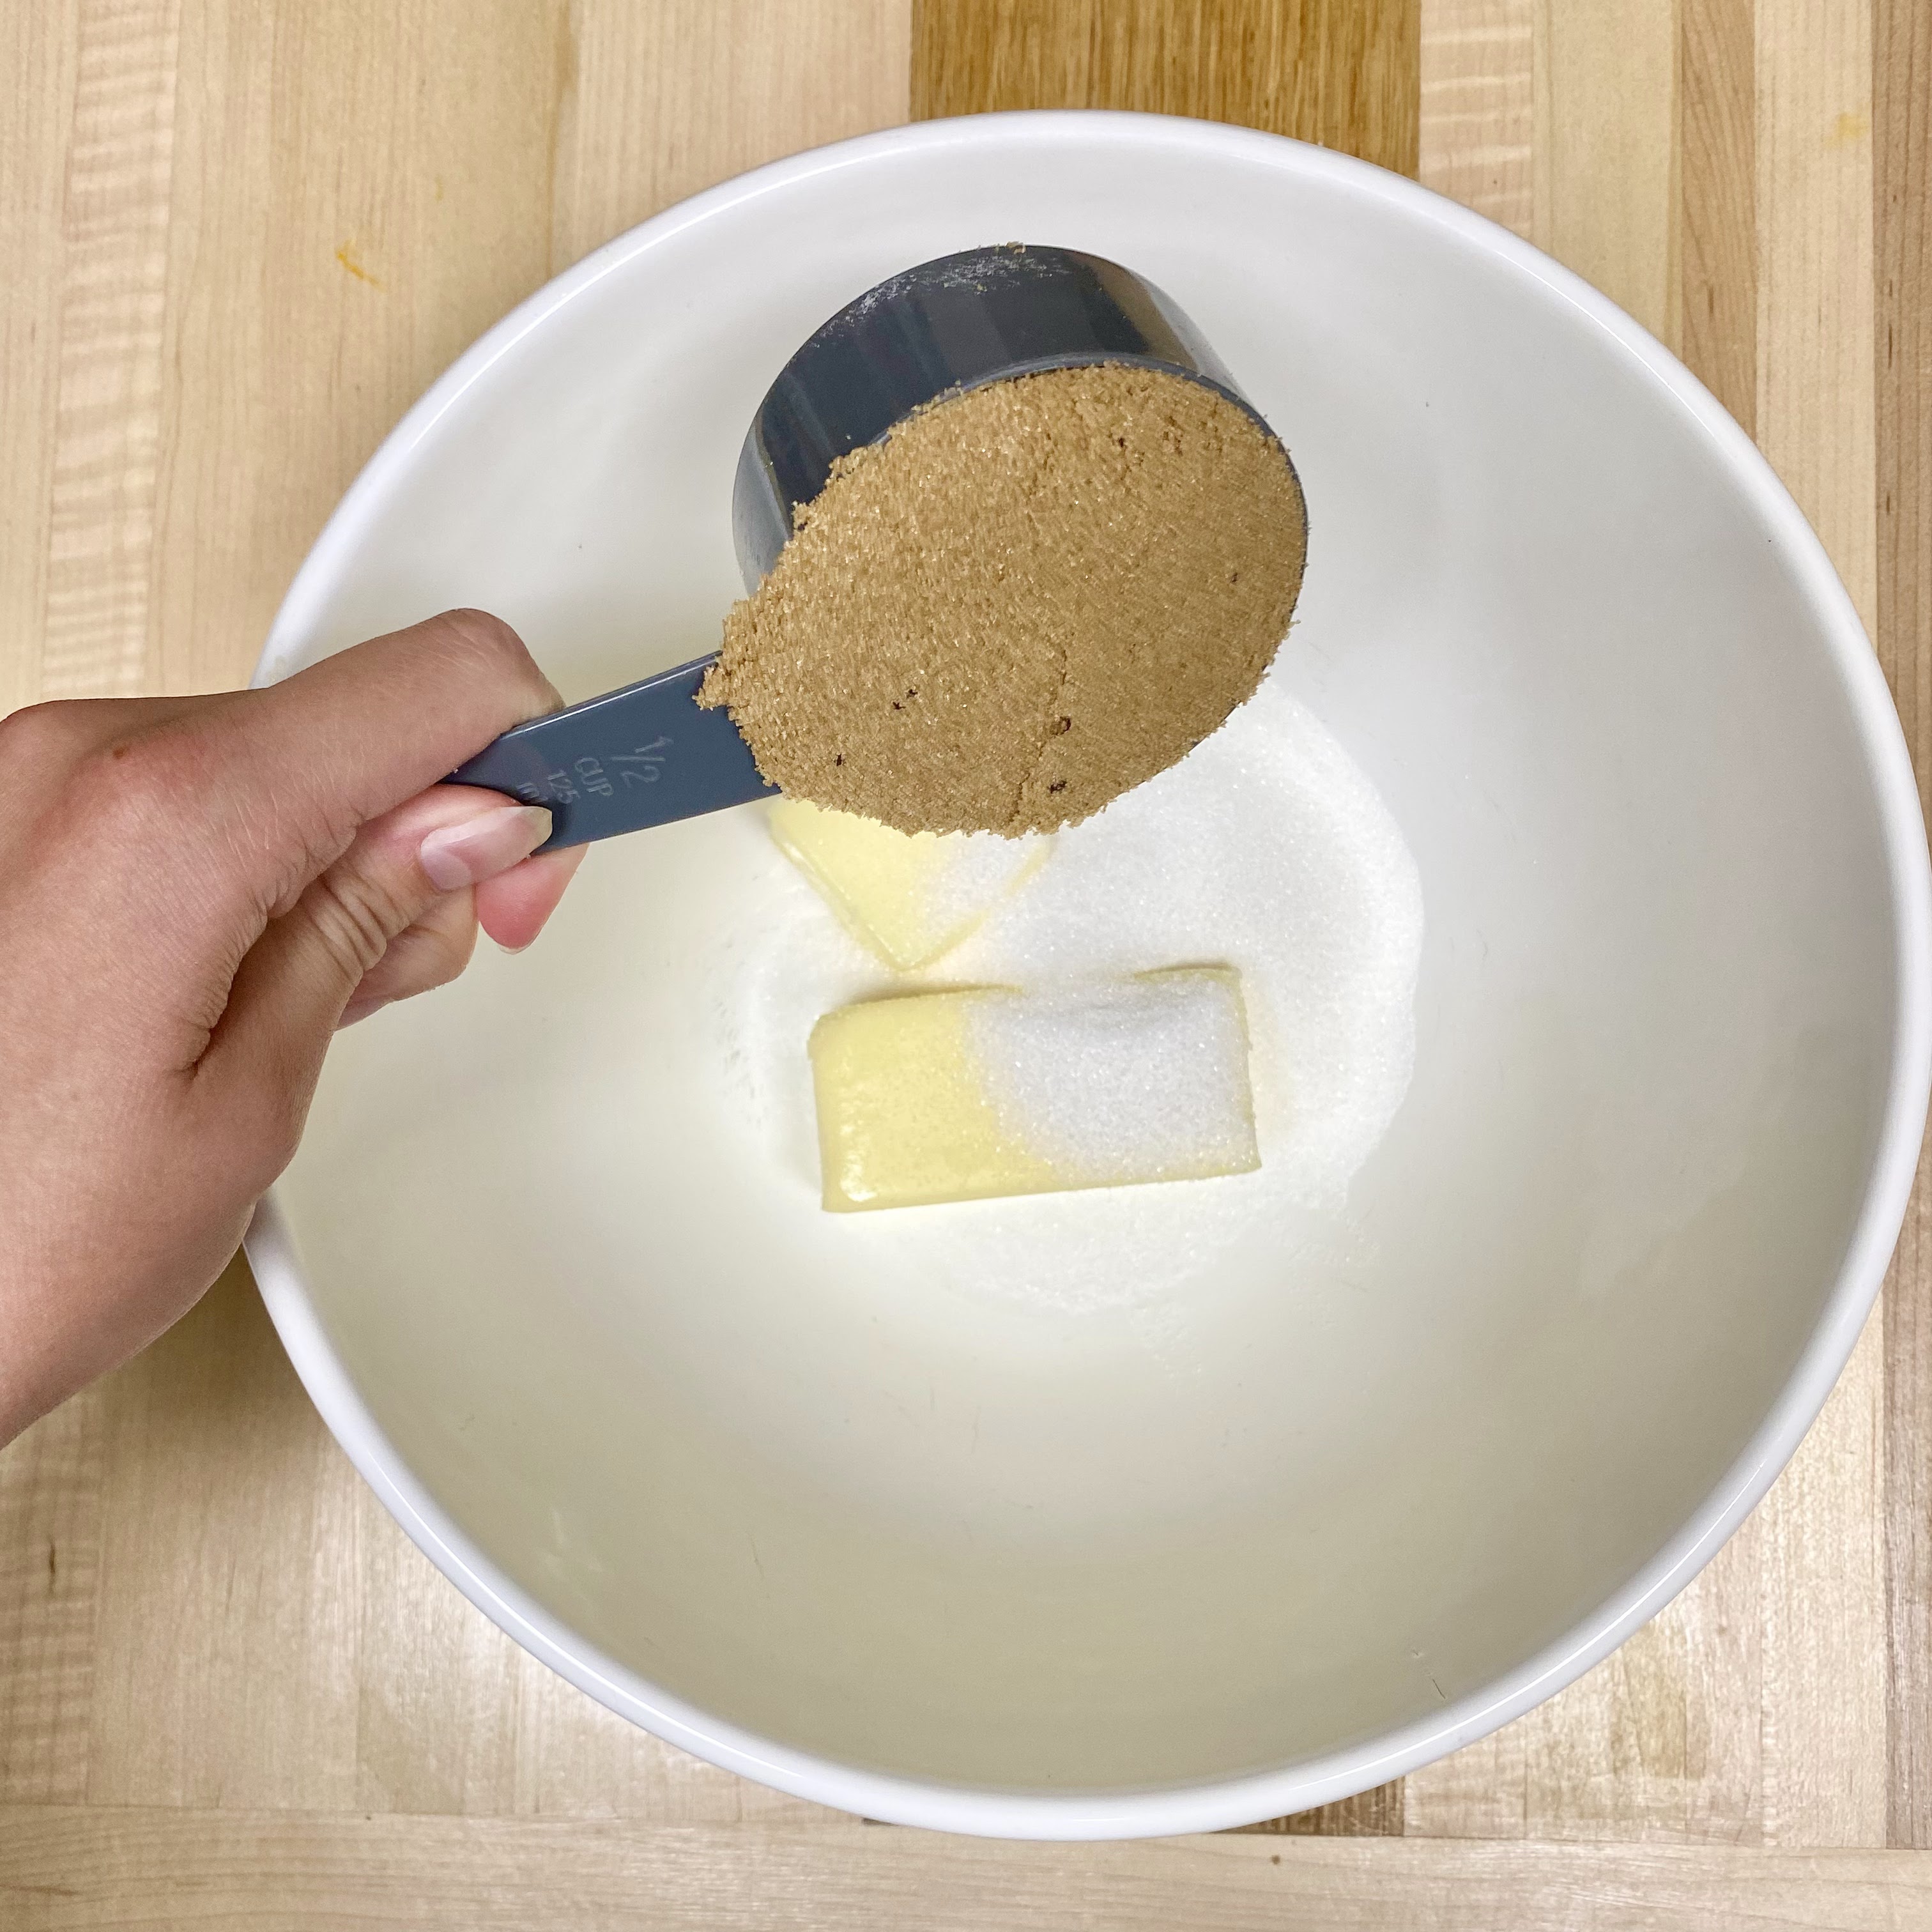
185,610,562,903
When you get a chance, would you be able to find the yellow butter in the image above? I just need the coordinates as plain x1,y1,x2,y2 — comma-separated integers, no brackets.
808,969,1260,1213
770,797,1048,971
809,990,1056,1210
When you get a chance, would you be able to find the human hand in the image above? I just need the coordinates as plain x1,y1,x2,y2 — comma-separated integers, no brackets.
0,610,583,1445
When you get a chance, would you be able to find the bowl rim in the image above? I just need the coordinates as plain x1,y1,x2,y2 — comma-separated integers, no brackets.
247,106,1932,1839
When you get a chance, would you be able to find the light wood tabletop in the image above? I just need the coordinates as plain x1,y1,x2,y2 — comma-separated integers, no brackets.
3,1,1928,1924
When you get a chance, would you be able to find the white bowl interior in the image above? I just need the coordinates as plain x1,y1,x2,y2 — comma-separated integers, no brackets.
266,120,1910,1804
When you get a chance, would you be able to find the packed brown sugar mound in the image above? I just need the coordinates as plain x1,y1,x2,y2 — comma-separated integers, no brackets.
696,364,1308,836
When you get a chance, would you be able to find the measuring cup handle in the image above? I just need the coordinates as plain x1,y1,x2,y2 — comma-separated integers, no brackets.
445,652,772,850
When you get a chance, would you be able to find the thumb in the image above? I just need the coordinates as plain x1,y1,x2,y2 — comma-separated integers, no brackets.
197,786,550,1117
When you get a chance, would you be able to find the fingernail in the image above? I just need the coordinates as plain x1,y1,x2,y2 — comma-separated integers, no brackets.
419,805,551,891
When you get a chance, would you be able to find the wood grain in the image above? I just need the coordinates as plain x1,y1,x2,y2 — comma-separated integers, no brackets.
1878,0,1932,1851
3,1814,1929,1932
1418,0,1531,237
38,0,180,702
912,0,1420,176
552,0,910,274
1407,0,1894,1853
507,1641,820,1823
1876,0,1932,811
0,1390,105,1806
148,1,565,698
1239,1781,1405,1837
1535,0,1678,342
1679,0,1756,431
1753,0,1885,1848
0,1,77,720
5,0,913,717
81,1257,365,1811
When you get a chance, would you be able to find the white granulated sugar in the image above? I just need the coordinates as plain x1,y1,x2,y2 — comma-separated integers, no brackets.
707,668,1425,1313
969,975,1256,1180
925,829,1050,937
769,797,1048,970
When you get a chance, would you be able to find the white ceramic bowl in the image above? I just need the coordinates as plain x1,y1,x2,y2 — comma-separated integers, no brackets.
249,112,1932,1838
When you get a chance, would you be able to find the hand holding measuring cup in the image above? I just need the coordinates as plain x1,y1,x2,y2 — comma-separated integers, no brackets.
0,608,583,1445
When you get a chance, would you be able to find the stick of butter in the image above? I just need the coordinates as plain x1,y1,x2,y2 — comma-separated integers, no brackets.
808,967,1260,1211
770,797,1049,972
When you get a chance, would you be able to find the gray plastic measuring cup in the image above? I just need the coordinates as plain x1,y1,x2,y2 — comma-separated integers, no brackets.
447,243,1283,848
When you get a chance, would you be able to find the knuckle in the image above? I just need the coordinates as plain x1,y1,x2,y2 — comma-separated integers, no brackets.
410,921,475,996
303,866,410,985
356,905,477,1011
0,700,108,778
433,608,555,709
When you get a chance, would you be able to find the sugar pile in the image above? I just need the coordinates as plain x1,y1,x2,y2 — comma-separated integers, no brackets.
923,833,1052,953
806,970,1257,1211
970,972,1257,1183
706,670,1425,1313
769,797,1051,971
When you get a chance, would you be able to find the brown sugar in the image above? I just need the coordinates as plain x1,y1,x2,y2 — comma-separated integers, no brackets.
697,364,1308,836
